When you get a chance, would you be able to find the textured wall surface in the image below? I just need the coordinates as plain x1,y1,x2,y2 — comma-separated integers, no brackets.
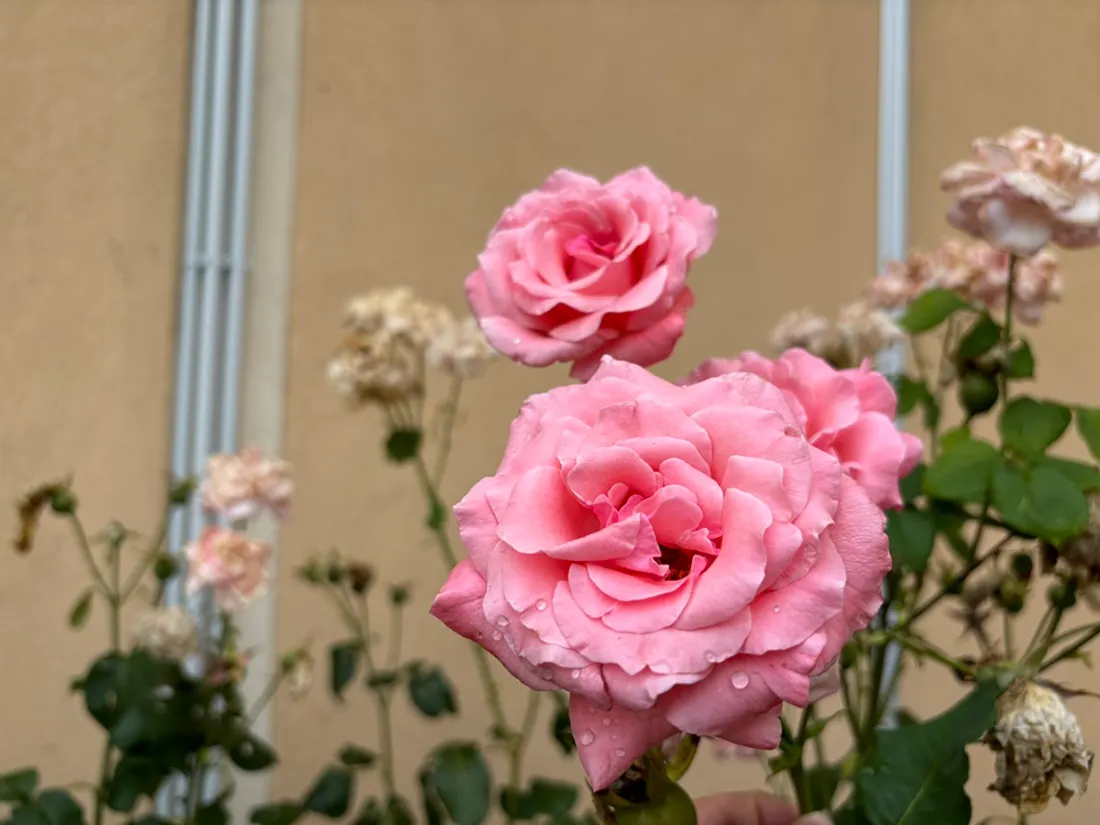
0,0,190,785
280,0,879,806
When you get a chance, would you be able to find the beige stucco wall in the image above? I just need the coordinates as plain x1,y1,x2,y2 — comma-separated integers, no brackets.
0,0,190,785
277,0,880,807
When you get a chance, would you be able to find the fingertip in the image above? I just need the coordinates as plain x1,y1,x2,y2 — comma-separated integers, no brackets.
694,792,799,825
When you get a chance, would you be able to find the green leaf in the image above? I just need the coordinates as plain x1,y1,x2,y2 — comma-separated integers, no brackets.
549,693,575,755
899,464,926,505
857,681,999,825
16,791,84,825
81,654,125,728
408,664,458,718
1042,456,1100,492
896,377,939,431
887,508,937,574
338,744,377,768
0,770,39,803
193,804,229,825
330,641,362,700
249,803,303,825
958,371,999,417
899,289,971,334
383,796,415,825
999,397,1071,456
526,780,577,817
129,818,174,825
385,429,422,463
923,437,1001,504
802,765,842,814
68,589,94,629
992,460,1089,543
303,767,354,819
106,756,163,813
228,731,278,773
956,313,1001,361
429,744,492,825
1007,341,1035,379
1076,406,1100,462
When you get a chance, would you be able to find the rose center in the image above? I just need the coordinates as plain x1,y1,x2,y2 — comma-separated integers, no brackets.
657,544,695,581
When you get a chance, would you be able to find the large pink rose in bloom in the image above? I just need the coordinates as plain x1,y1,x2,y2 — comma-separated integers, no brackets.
466,168,717,380
687,350,923,510
430,357,892,790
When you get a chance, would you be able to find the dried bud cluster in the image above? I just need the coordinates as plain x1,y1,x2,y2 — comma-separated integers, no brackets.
984,680,1093,813
869,238,1063,325
328,288,495,408
131,606,200,662
769,301,903,368
1057,493,1100,582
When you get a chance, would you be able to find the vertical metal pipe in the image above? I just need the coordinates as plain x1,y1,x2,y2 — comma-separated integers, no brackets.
876,0,911,726
220,0,260,452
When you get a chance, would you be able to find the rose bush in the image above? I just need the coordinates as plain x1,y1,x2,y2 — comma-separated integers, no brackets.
465,167,717,379
431,355,902,790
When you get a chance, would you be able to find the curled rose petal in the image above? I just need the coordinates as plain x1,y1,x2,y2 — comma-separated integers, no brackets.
430,356,896,790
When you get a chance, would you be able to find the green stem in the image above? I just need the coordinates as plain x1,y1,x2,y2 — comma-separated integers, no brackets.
386,602,404,671
68,515,112,598
432,377,463,486
1040,624,1100,673
247,671,286,723
376,691,397,798
91,522,122,825
838,667,861,743
509,692,541,791
903,534,1010,628
875,631,977,678
1000,256,1018,401
119,514,170,603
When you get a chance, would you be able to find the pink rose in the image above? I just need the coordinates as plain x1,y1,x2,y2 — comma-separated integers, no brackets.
430,357,890,790
687,350,922,510
201,447,293,522
466,168,717,380
185,527,271,612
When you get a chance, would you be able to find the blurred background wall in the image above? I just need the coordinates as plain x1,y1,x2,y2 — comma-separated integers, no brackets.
4,1,1100,823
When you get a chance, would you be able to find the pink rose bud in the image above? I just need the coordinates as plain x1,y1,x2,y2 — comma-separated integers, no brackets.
431,357,895,791
185,526,271,612
466,168,717,380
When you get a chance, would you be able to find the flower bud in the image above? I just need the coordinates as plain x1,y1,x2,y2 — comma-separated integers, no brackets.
49,487,77,515
326,560,345,585
347,563,375,595
169,477,196,506
153,553,177,582
984,680,1094,813
1048,577,1079,610
609,778,697,825
997,578,1028,614
959,371,999,416
1011,552,1035,582
296,559,325,585
388,584,410,606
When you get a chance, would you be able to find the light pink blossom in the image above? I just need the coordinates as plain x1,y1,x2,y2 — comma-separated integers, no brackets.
466,168,717,380
431,357,894,790
941,127,1100,256
687,350,923,510
185,526,271,612
201,447,293,522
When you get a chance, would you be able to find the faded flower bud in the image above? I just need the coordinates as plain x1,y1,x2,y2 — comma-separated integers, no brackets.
14,482,68,553
767,302,902,369
985,680,1094,814
426,316,496,379
347,562,375,595
132,606,199,662
280,649,314,700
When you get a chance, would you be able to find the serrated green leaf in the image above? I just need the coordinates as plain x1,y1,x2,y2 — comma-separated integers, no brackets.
407,665,458,718
303,767,354,819
0,770,39,804
887,508,937,574
1007,341,1035,379
1041,456,1100,492
923,437,1001,504
857,682,999,825
329,641,361,700
429,744,491,825
992,460,1089,542
68,589,94,629
418,769,447,825
899,289,971,334
1000,397,1071,456
1076,406,1100,462
957,313,1001,360
24,791,83,825
385,429,422,463
526,780,578,817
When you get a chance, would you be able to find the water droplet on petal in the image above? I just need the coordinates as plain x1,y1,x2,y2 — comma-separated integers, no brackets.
783,426,800,438
513,338,522,345
570,669,581,679
536,599,548,612
496,615,509,627
704,651,717,663
615,748,626,757
491,630,502,641
731,671,749,690
541,668,554,679
601,717,612,727
773,605,781,613
579,730,595,746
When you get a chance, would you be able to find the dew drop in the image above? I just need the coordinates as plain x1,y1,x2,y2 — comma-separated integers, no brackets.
570,669,581,679
541,668,554,679
579,730,596,746
496,615,509,627
513,338,522,345
783,426,800,438
536,599,548,612
731,671,749,690
704,651,717,663
491,630,502,641
773,605,781,613
475,632,484,640
601,717,612,727
615,748,626,758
